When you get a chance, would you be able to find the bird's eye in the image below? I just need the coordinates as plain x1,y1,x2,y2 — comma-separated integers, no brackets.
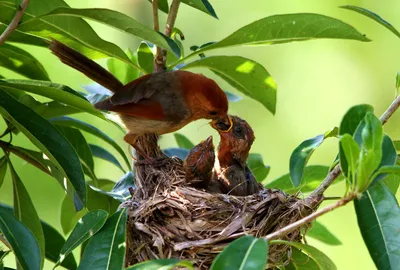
233,126,244,137
209,111,217,116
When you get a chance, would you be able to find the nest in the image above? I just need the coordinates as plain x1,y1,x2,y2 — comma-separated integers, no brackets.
124,135,323,269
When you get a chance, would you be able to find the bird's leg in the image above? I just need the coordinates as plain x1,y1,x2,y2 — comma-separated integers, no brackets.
124,134,167,167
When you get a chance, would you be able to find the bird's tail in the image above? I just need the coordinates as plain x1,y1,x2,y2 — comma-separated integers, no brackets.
48,39,123,93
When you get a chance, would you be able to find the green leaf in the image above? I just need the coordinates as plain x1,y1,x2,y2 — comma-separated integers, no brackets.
265,165,343,194
90,172,135,202
49,116,130,169
128,259,194,270
0,79,104,119
181,0,218,19
148,0,169,14
354,182,400,270
339,134,360,182
289,248,320,270
0,205,41,270
370,165,400,191
164,148,189,160
382,174,400,195
8,160,45,268
89,144,125,173
0,0,130,62
0,90,87,205
306,221,342,246
341,5,400,39
0,43,49,80
211,235,268,270
172,13,370,67
78,209,127,270
371,135,397,186
57,210,108,267
0,23,48,47
38,7,181,58
247,153,270,182
339,105,374,136
271,240,336,270
56,126,94,172
173,133,195,150
397,72,400,95
107,50,140,84
182,56,277,114
60,195,87,235
0,157,7,189
39,221,77,269
137,42,154,74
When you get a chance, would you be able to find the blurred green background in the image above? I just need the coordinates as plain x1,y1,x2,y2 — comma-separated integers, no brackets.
2,0,400,269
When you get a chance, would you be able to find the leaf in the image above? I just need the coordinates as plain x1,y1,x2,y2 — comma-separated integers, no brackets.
0,157,7,189
341,5,400,39
89,144,125,173
339,134,360,182
78,209,127,270
271,240,336,270
0,23,48,47
60,195,87,235
0,205,41,270
0,79,104,119
382,174,400,195
137,42,154,74
306,221,342,246
211,235,268,270
182,56,277,114
370,165,400,192
57,210,108,267
0,43,49,80
339,105,374,136
0,90,87,205
8,160,45,268
225,91,242,102
49,116,130,169
265,165,343,194
247,153,270,182
0,0,130,62
164,148,189,160
397,72,400,95
173,133,195,150
148,0,169,14
107,50,140,84
289,248,320,270
38,7,181,57
89,172,135,202
181,0,218,19
172,13,370,67
56,126,94,172
354,182,400,270
371,135,397,185
128,259,194,270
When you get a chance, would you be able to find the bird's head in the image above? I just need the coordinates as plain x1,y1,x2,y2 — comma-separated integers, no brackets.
217,115,255,167
180,72,231,131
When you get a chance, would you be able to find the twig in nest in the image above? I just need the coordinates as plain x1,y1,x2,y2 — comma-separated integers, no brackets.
0,0,30,45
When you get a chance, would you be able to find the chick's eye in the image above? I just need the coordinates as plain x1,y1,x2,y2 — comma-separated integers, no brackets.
233,126,243,137
209,111,217,116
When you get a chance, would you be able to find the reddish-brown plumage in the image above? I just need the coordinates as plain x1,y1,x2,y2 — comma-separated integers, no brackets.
211,115,262,196
48,40,231,147
183,136,215,189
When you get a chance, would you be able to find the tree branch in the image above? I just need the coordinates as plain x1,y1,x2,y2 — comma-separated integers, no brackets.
0,0,30,45
265,194,356,241
164,0,181,38
152,0,164,72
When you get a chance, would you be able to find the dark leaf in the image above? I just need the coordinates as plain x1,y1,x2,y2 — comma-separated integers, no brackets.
164,148,189,160
0,157,7,189
128,259,194,270
89,144,125,173
56,210,108,268
0,24,47,47
247,153,270,182
354,182,400,270
182,56,277,114
60,195,86,235
173,133,195,150
306,221,342,246
147,0,169,14
181,0,218,19
211,235,268,270
78,209,127,270
90,172,135,202
0,43,49,80
0,205,41,270
341,5,400,38
137,42,154,74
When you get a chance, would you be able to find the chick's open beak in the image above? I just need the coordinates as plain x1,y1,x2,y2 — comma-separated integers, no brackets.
210,115,232,132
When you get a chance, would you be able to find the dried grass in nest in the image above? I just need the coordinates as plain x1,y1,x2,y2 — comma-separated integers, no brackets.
124,135,323,269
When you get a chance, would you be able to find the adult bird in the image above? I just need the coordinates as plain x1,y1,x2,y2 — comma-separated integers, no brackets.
49,40,232,159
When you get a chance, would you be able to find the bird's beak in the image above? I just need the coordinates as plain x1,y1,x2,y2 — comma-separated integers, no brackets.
201,136,214,149
210,115,232,132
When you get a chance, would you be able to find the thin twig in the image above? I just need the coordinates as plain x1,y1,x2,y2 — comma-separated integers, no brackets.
164,0,181,38
266,194,356,241
309,93,400,198
0,0,30,45
152,0,164,72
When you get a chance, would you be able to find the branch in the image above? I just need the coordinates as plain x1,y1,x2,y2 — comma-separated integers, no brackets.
309,93,400,198
164,0,181,38
265,194,356,241
0,0,30,45
152,0,164,72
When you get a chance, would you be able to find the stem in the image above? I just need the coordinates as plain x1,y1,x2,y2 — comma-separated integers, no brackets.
0,0,30,45
309,93,400,198
265,194,356,241
152,0,164,72
164,0,181,38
